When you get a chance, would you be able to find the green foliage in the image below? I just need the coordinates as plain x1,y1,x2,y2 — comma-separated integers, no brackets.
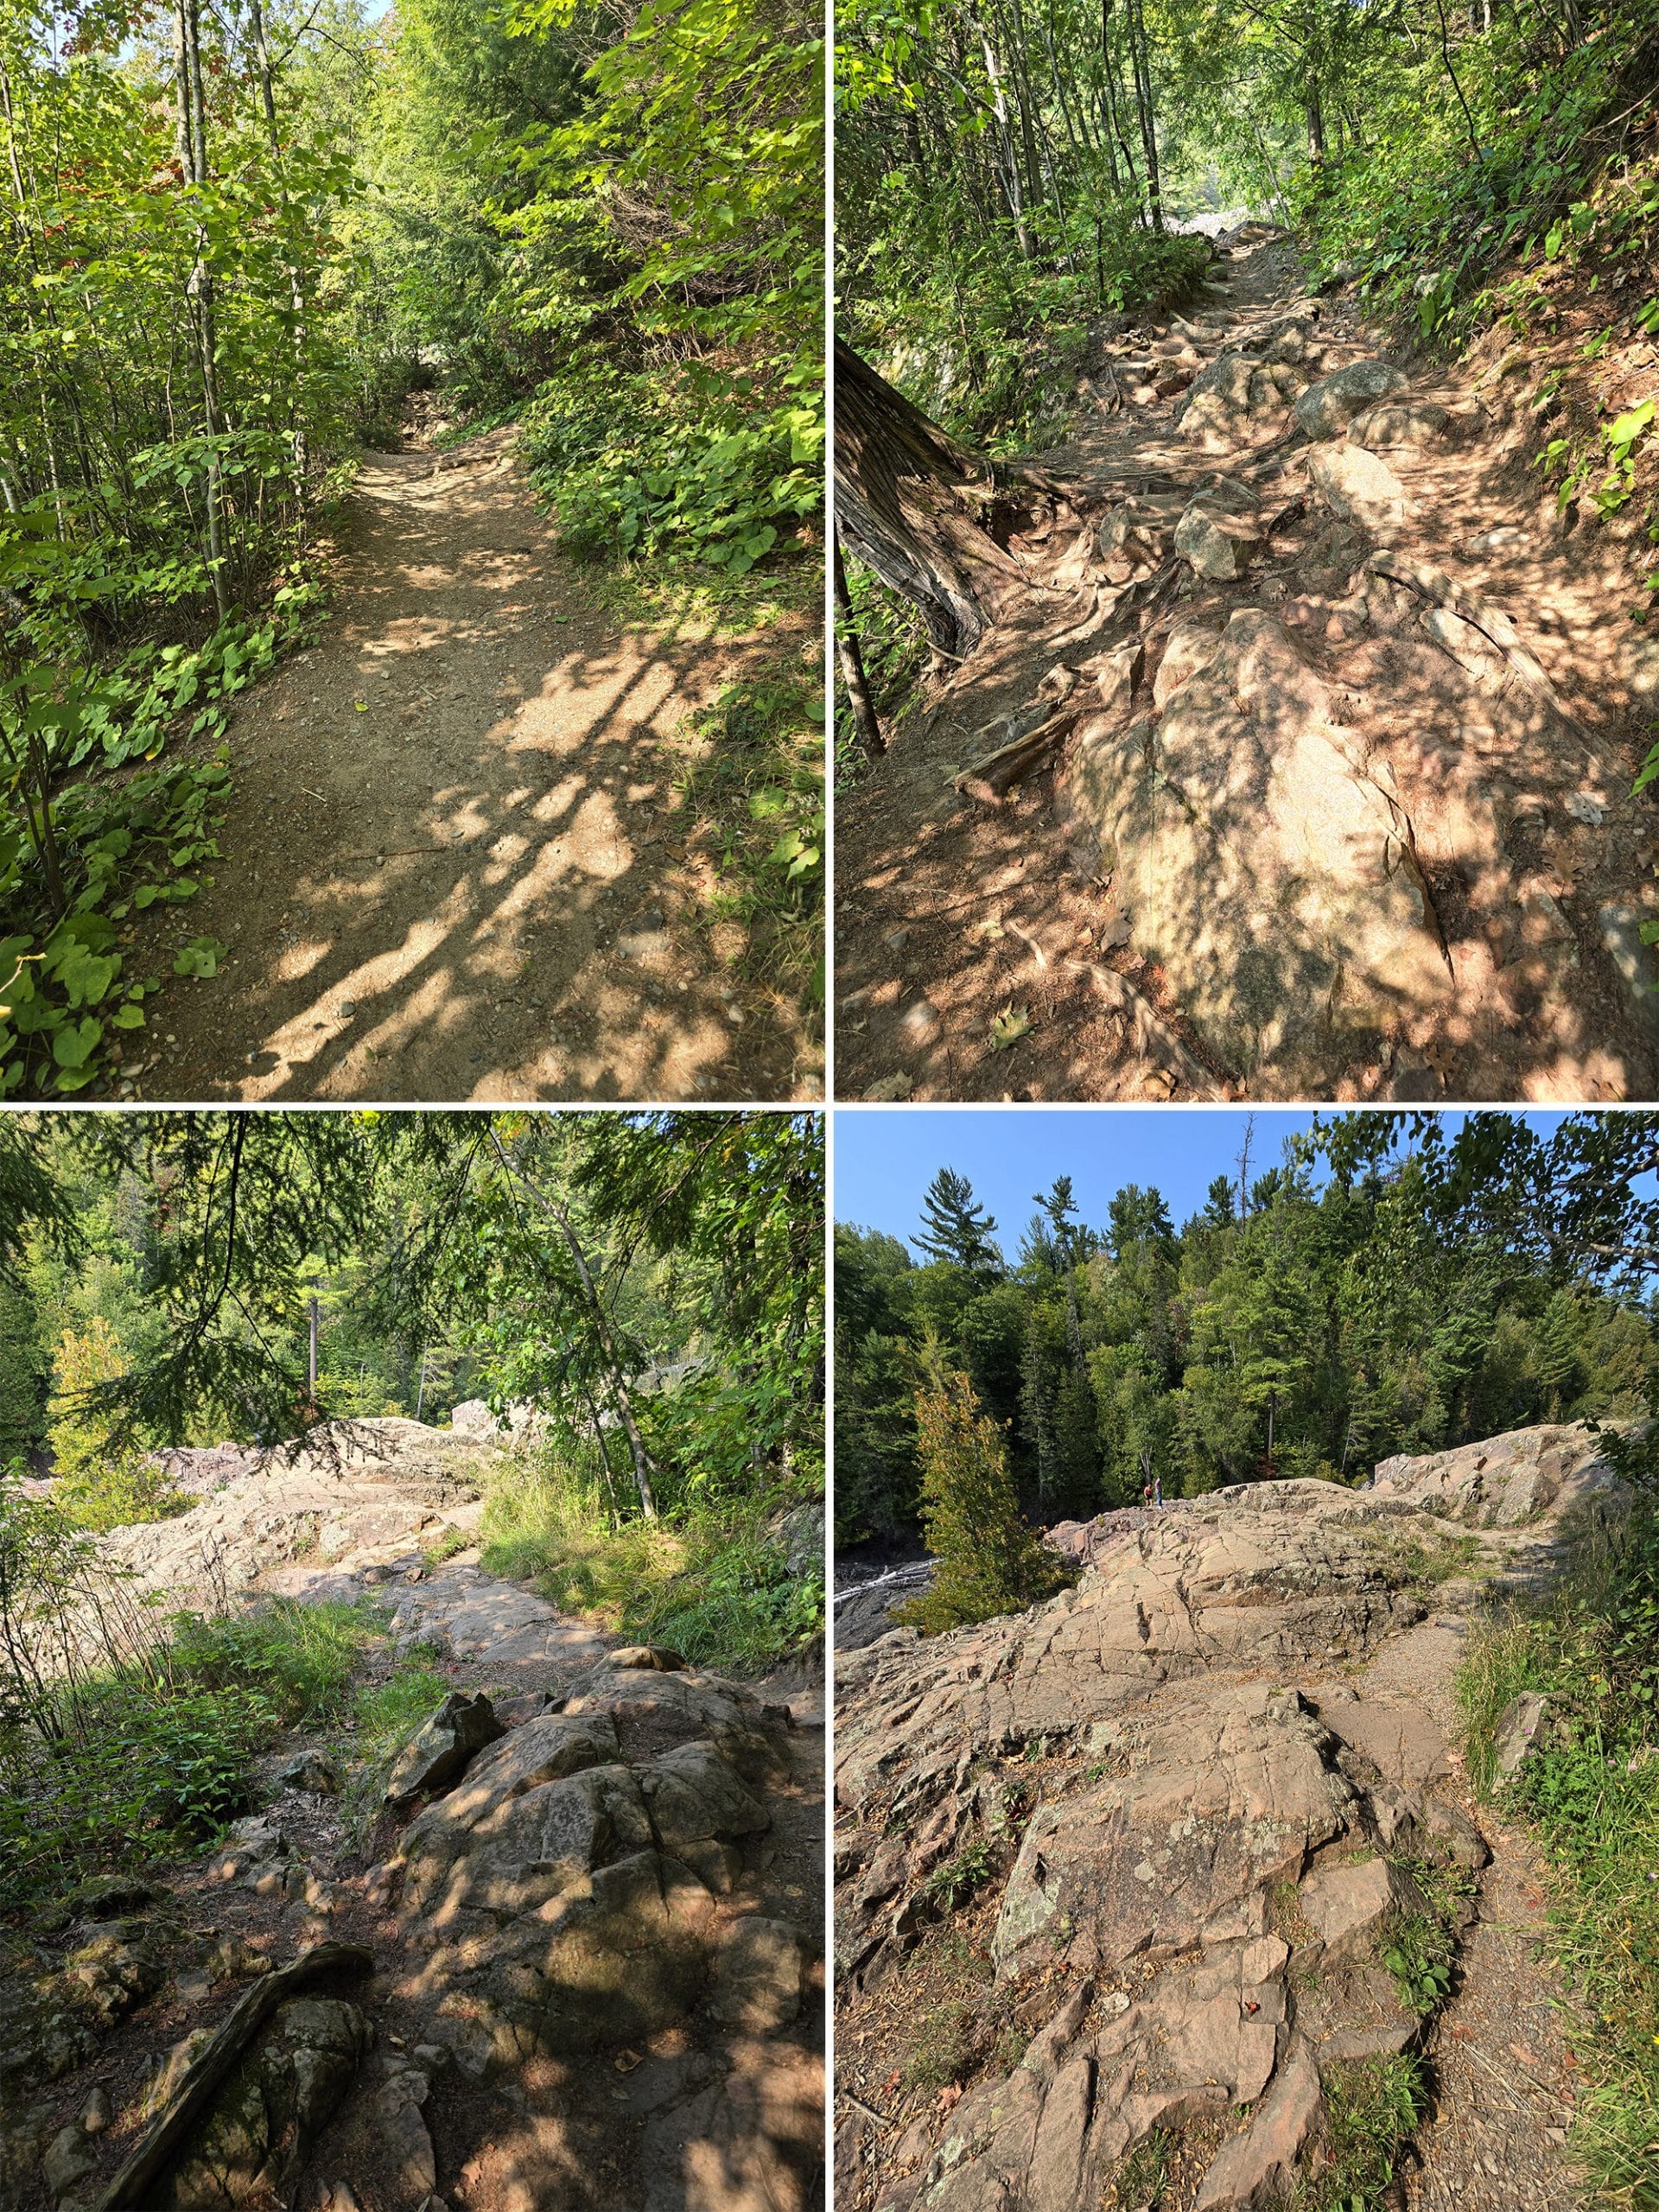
1379,1909,1455,2015
1459,1502,1659,2209
675,677,825,1001
922,1840,996,1910
480,1444,823,1675
894,1359,1068,1633
1303,2055,1426,2212
168,1598,383,1729
0,1593,383,1906
0,750,229,1098
45,1319,192,1532
1108,2129,1173,2209
838,1122,1659,1544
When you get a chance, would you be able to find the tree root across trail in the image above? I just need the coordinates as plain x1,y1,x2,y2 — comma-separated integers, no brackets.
2,1425,824,2212
833,1421,1605,2212
118,426,818,1103
836,227,1659,1102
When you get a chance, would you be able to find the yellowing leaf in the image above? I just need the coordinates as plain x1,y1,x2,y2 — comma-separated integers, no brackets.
990,1003,1033,1051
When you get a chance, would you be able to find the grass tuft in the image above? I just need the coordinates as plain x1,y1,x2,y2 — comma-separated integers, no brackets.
479,1445,823,1676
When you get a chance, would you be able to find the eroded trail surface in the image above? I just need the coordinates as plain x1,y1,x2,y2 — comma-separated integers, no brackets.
834,1421,1611,2212
124,430,817,1103
3,1420,824,2212
838,228,1659,1102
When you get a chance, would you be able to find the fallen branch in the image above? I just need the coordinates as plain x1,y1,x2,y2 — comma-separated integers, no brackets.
93,1942,374,2211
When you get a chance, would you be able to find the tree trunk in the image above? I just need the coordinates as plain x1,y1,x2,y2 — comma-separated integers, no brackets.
833,531,886,757
833,338,1035,659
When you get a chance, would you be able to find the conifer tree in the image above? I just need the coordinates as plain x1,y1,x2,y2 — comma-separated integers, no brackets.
911,1168,1002,1281
898,1355,1064,1632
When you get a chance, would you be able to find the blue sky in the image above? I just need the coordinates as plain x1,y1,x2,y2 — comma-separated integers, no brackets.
832,1109,1574,1257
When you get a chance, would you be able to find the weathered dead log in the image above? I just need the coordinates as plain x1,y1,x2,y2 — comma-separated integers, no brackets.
93,1942,373,2211
834,339,1084,660
1069,961,1223,1097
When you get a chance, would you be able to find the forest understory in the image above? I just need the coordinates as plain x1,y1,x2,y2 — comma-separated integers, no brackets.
836,220,1659,1103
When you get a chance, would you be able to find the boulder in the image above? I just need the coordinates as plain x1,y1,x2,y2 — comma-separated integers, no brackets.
156,1997,372,2208
0,1918,172,2099
1298,1854,1421,1963
1348,397,1450,448
1293,359,1407,440
1307,444,1408,533
1063,607,1451,1089
1174,498,1264,581
1177,353,1294,449
1493,1691,1552,1781
385,1693,505,1809
276,1749,340,1795
43,2120,99,2201
708,1916,815,2031
1367,1422,1624,1526
609,1646,688,1673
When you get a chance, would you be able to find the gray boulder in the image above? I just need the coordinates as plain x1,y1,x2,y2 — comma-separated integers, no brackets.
1294,359,1407,438
1493,1691,1552,1781
1307,443,1409,533
385,1692,505,1809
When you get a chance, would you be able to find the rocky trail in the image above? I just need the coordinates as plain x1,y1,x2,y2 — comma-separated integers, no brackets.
1,1419,824,2212
837,226,1659,1102
116,425,818,1105
832,1421,1619,2212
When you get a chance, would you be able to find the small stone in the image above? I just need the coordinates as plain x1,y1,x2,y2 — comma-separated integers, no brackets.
79,2087,111,2137
1566,791,1605,825
338,1000,357,1017
861,1073,912,1102
1493,1691,1552,1779
276,1748,341,1794
898,999,942,1049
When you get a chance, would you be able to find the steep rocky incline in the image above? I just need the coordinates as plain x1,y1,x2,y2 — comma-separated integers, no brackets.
833,1422,1622,2212
837,225,1659,1103
3,1421,823,2212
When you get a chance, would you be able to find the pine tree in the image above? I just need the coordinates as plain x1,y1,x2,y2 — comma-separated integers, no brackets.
1019,1305,1059,1506
898,1360,1063,1632
912,1168,1002,1281
1052,1368,1100,1512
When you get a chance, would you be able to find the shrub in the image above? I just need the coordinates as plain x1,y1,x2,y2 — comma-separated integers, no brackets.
895,1362,1068,1634
46,1318,190,1530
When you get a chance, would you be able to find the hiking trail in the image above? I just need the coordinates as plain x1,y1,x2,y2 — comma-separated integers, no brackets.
834,1421,1611,2212
1,1419,824,2212
837,226,1659,1103
118,427,819,1104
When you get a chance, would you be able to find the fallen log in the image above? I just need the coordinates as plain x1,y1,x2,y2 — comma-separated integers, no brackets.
93,1942,374,2211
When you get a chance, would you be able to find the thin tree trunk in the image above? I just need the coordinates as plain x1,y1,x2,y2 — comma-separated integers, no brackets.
833,531,885,758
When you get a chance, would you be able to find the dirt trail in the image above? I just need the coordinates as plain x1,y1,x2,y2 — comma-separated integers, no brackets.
837,230,1659,1102
119,427,818,1103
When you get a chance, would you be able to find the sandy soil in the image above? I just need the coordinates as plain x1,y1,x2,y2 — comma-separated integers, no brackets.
113,428,821,1103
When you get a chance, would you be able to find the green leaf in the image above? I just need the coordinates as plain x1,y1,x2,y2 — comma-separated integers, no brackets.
990,1003,1032,1051
174,936,229,979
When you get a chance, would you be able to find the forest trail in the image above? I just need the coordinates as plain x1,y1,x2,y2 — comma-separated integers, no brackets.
837,226,1659,1103
834,1423,1603,2212
120,427,817,1105
4,1423,824,2212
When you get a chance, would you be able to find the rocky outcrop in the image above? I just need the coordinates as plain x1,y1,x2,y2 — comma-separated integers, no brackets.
1366,1420,1627,1526
103,1421,494,1612
1064,607,1452,1088
394,1656,810,2080
834,1451,1528,2212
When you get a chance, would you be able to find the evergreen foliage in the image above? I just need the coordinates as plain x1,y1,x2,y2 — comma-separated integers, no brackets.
836,1116,1659,1545
893,1354,1065,1631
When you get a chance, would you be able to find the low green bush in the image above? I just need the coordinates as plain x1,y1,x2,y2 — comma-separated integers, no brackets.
521,354,822,581
479,1445,823,1676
